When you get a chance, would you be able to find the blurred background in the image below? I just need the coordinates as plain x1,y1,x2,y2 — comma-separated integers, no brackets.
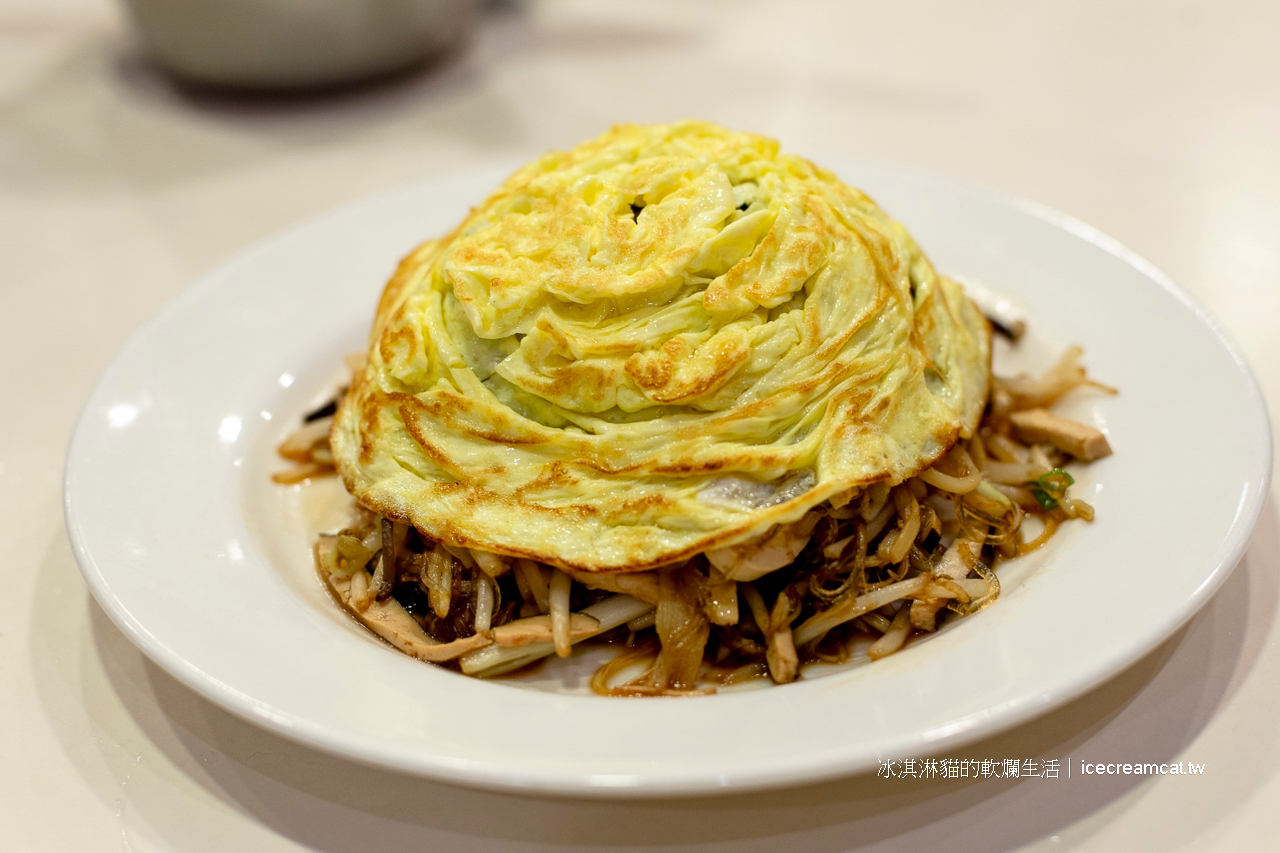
6,1,1277,352
2,1,1278,851
3,0,1276,365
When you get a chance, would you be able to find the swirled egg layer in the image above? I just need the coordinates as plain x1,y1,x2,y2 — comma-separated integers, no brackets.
332,121,990,572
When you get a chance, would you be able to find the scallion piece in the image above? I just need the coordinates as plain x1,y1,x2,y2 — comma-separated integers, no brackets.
1031,468,1074,509
1030,487,1058,510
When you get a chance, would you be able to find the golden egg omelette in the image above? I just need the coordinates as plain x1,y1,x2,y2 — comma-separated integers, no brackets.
330,121,991,573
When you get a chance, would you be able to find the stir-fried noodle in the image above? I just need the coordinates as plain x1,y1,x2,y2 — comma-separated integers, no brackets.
276,346,1114,695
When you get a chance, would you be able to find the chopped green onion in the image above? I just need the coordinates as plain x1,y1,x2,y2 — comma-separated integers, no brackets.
1031,468,1074,509
975,480,1013,508
1038,467,1074,492
1030,487,1058,510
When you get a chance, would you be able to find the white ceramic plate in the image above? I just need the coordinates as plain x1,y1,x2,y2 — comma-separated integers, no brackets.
65,161,1272,797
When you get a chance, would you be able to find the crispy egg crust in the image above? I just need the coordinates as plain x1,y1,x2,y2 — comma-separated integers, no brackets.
332,121,991,572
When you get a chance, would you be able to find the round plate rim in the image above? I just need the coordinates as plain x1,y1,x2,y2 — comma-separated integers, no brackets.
63,159,1273,797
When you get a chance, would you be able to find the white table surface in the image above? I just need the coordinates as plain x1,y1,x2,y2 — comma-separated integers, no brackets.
3,1,1278,849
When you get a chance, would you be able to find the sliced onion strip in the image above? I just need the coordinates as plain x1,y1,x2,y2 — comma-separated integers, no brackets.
549,569,572,658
